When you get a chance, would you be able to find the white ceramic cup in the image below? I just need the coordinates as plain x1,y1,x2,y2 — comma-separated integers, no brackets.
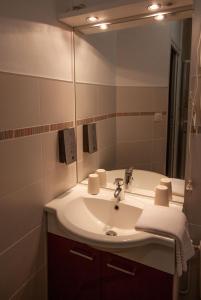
96,169,107,187
154,184,169,207
160,178,172,202
88,173,100,195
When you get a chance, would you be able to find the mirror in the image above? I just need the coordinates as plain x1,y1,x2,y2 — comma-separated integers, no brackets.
74,17,192,202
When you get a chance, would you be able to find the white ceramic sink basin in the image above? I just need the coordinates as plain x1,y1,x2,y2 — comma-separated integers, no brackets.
58,196,142,238
45,186,176,249
45,185,179,274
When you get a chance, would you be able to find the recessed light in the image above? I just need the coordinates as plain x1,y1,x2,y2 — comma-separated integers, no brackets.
154,13,165,21
94,23,110,30
86,16,99,23
148,3,161,11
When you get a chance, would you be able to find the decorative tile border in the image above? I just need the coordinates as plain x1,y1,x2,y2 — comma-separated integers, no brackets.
0,121,74,141
116,112,167,117
0,111,167,141
77,113,116,126
0,130,14,140
77,111,167,126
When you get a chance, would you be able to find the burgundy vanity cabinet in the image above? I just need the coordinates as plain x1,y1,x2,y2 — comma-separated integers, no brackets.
48,233,101,300
48,233,173,300
101,252,173,300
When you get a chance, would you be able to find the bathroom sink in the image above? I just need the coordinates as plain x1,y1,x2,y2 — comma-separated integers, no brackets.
58,196,142,238
56,195,150,248
47,186,174,249
45,185,177,273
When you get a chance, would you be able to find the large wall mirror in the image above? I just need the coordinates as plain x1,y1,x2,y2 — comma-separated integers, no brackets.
74,16,192,201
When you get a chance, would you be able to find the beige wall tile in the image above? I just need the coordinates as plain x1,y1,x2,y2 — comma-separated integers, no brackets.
40,79,75,124
116,86,168,112
77,152,99,182
98,85,116,115
0,226,45,300
116,116,153,142
151,94,168,112
151,139,167,165
0,135,43,198
0,180,46,253
118,162,152,171
98,118,116,149
42,131,76,174
153,117,167,139
116,141,152,168
151,161,166,174
0,73,40,130
99,146,116,170
76,125,83,162
76,83,98,119
10,266,47,300
44,162,77,201
134,163,153,171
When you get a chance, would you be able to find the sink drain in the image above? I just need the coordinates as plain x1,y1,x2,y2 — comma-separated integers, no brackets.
105,230,117,236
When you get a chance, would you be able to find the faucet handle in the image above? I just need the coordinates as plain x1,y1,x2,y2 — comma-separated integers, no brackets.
114,177,124,186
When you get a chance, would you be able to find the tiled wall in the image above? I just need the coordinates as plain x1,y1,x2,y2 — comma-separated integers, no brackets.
116,86,168,173
0,72,76,300
0,1,76,297
75,23,183,178
76,83,116,181
114,23,174,173
75,31,117,182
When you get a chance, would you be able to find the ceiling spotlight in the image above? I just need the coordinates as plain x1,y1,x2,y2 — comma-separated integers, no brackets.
154,13,165,21
86,16,99,23
94,23,110,30
148,3,161,11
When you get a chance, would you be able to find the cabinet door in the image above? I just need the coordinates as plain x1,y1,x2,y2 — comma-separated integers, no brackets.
101,252,173,300
48,233,101,300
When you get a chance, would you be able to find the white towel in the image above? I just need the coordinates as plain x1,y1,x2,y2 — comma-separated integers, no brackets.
135,206,194,276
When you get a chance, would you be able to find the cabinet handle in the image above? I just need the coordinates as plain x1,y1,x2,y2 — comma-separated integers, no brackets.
69,249,93,261
107,263,136,276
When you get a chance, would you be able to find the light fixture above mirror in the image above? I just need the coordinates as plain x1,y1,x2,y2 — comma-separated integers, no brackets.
93,23,111,30
59,0,193,34
154,13,165,20
86,16,99,23
148,3,161,11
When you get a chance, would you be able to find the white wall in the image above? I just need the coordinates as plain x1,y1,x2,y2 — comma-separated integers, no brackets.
0,1,76,299
0,0,73,81
116,24,171,87
75,31,117,85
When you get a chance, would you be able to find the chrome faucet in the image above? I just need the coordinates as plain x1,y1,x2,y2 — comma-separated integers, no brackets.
124,167,134,188
114,178,124,203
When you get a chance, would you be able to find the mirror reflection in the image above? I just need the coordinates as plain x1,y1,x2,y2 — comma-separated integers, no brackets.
75,17,192,201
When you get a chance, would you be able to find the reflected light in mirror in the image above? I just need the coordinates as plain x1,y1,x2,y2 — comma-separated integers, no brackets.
94,23,110,30
86,16,99,23
154,13,165,21
148,3,161,11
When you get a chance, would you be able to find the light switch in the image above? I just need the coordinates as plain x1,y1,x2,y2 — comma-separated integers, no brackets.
154,112,163,122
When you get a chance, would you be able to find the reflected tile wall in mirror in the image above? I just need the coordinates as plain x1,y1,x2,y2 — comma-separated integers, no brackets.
74,18,191,198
